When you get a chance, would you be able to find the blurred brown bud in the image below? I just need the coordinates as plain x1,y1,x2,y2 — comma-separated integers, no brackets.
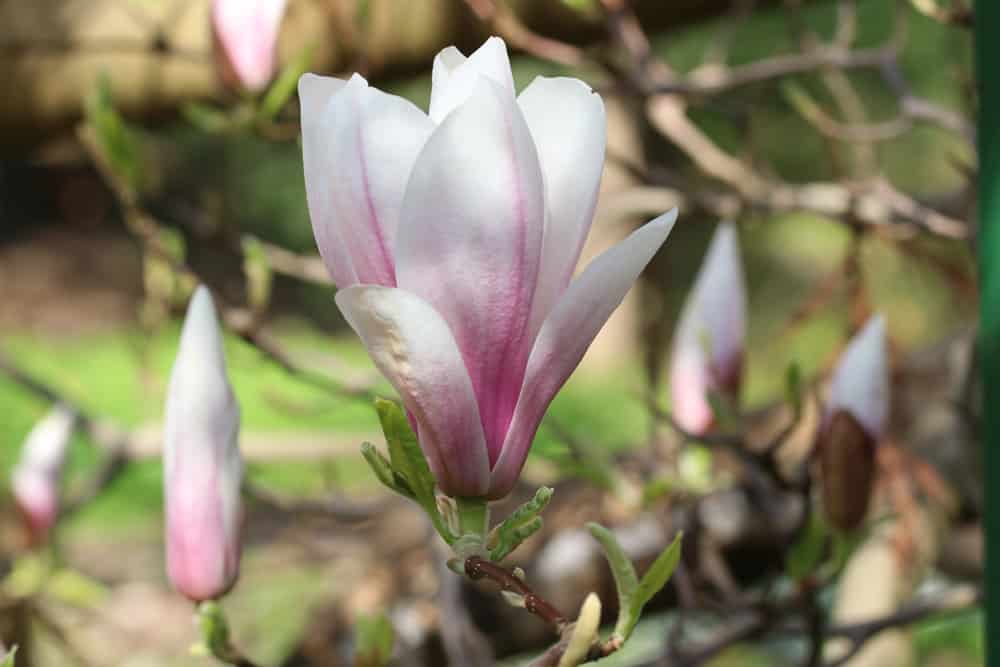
818,409,876,533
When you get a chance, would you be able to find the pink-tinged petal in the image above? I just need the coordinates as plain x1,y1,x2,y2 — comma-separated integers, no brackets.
489,209,677,498
212,0,288,92
335,285,491,497
827,314,889,439
517,76,607,336
429,37,515,123
668,222,746,434
164,287,242,601
300,74,435,288
397,77,546,463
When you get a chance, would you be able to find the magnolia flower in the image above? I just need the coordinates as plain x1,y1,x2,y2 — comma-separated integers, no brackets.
164,286,243,602
668,223,746,435
299,37,676,499
819,314,889,531
211,0,288,93
11,405,77,544
826,314,889,439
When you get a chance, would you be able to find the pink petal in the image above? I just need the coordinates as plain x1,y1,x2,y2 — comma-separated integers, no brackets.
212,0,288,92
335,285,491,497
300,74,435,288
429,37,515,123
827,314,889,438
489,210,677,498
517,77,607,337
668,222,746,434
396,76,546,464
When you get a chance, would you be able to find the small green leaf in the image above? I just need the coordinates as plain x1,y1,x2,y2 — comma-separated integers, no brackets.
589,524,683,642
196,601,232,660
360,442,413,498
629,532,683,635
374,398,453,543
84,71,143,195
587,522,638,640
260,42,315,120
787,510,828,581
181,102,234,133
1,645,17,667
488,487,553,561
241,236,273,316
354,612,395,667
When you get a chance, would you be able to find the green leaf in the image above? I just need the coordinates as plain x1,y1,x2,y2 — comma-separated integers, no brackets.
630,532,683,634
589,524,683,642
488,486,553,562
587,523,638,640
260,42,315,120
1,646,17,667
787,510,828,581
360,442,413,498
84,71,143,195
354,612,394,667
374,398,453,543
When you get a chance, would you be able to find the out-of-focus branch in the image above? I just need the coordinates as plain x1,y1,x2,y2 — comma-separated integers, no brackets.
460,0,586,67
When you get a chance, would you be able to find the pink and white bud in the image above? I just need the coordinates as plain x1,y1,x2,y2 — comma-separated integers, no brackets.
299,37,676,499
668,223,747,435
211,0,288,93
164,286,243,602
11,405,77,544
826,314,889,439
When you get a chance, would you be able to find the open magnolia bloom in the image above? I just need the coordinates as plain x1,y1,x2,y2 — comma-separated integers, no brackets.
11,404,77,544
300,37,676,499
211,0,288,93
668,223,746,435
164,287,243,602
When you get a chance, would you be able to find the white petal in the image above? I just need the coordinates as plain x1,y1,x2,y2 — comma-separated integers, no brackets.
429,37,515,123
489,210,677,498
212,0,289,92
518,76,607,336
828,314,889,438
335,285,491,497
301,74,434,287
397,76,546,461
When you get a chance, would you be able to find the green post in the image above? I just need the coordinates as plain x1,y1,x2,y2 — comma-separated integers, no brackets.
977,4,1000,665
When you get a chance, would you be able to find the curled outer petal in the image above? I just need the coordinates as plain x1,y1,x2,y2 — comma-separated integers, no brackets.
299,73,434,288
164,286,243,602
489,210,677,498
335,285,492,497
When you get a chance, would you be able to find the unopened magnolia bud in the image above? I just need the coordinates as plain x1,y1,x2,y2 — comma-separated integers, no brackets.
211,0,288,93
11,405,77,545
818,410,876,532
164,286,243,602
669,223,747,435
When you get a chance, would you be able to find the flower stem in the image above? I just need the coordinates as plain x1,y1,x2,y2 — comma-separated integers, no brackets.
454,497,490,540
